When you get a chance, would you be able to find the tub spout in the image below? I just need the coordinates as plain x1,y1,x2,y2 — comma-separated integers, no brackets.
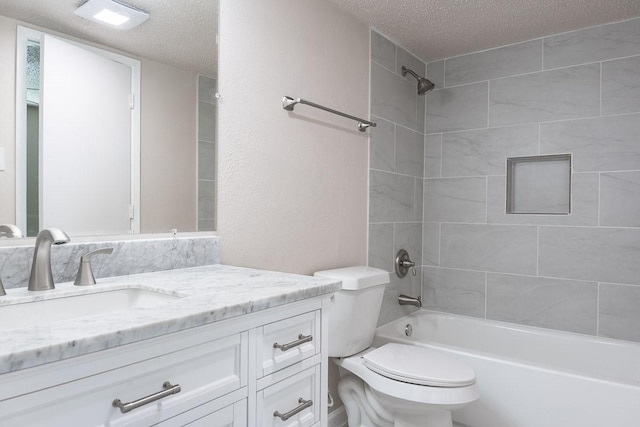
28,228,70,291
398,294,422,308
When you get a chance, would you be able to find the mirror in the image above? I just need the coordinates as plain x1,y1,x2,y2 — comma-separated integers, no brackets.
0,0,218,238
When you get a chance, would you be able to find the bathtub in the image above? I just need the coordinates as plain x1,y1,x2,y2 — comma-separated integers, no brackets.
373,310,640,427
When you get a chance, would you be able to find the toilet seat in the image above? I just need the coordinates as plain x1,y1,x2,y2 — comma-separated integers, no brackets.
334,345,479,406
362,343,476,387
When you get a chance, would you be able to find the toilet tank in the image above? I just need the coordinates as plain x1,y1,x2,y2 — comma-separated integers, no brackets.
314,266,389,357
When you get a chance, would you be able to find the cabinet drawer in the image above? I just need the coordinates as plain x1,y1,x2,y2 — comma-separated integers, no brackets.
0,332,248,427
256,365,320,427
258,311,320,377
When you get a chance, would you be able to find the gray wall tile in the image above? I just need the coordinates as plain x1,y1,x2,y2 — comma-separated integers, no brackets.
198,101,216,143
539,227,640,284
540,114,640,172
422,222,440,266
198,141,216,181
599,283,640,342
371,30,396,70
602,56,640,115
441,124,538,177
543,18,640,69
423,267,485,317
446,39,542,87
371,62,420,131
368,223,394,271
369,170,416,222
397,47,426,83
198,180,216,219
440,224,538,275
487,173,599,226
370,36,426,327
396,126,424,177
426,82,488,133
370,116,395,172
489,64,600,127
425,134,442,178
198,75,217,103
426,60,445,89
417,95,426,133
395,223,423,265
486,273,597,334
198,219,215,231
424,177,487,223
600,171,640,227
414,178,423,222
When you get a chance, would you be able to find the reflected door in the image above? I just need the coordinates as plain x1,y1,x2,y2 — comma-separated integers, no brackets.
41,34,132,235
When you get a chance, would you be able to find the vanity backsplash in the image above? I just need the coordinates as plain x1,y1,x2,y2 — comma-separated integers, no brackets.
0,235,219,289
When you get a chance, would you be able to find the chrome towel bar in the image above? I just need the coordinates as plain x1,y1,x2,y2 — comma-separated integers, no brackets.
282,96,377,132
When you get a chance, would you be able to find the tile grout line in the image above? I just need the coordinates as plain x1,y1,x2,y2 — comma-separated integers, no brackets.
536,226,540,276
596,282,600,337
484,271,488,319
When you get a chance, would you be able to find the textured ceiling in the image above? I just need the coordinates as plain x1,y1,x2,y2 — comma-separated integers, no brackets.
4,1,640,77
0,0,218,76
328,0,640,62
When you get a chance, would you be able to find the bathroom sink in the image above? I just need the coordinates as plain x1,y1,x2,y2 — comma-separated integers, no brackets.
0,287,182,331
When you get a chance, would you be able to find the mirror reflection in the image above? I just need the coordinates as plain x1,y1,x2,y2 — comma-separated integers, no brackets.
0,0,218,238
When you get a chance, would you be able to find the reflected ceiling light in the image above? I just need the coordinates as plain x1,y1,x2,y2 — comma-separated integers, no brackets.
74,0,149,30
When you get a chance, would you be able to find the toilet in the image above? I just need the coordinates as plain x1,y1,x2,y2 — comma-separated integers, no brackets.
314,266,478,427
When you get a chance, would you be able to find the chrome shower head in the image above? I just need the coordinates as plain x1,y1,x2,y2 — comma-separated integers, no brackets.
401,66,435,95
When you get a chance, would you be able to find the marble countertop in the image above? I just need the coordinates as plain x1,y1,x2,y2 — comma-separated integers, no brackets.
0,264,341,375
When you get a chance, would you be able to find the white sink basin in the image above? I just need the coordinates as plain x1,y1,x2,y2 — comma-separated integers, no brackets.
0,287,182,331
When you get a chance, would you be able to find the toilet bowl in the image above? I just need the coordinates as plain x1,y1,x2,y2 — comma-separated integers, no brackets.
314,266,479,427
334,344,478,427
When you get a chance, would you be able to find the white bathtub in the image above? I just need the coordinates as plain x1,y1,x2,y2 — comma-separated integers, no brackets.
373,310,640,427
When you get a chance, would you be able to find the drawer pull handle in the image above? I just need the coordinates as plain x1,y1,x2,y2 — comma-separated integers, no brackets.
273,398,313,421
112,381,181,414
273,334,313,351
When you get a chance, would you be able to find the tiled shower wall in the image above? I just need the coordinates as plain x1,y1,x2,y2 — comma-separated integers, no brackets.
423,17,640,342
368,31,426,325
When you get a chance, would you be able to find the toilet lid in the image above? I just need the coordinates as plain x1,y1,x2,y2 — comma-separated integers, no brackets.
362,343,476,387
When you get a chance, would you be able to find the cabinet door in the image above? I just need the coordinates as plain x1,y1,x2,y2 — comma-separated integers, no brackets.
256,365,320,427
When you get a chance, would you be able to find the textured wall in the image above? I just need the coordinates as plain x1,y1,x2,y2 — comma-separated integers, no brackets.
368,31,425,326
423,17,640,343
217,0,369,275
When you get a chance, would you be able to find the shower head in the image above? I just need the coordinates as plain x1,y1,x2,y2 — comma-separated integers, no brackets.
401,66,435,95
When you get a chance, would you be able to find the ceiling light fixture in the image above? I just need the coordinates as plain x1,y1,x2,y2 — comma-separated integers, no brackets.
74,0,149,30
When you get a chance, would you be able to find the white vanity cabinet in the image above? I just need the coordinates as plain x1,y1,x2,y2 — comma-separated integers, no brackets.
0,297,329,427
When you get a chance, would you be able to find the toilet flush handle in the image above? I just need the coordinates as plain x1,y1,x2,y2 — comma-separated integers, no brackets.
395,249,416,278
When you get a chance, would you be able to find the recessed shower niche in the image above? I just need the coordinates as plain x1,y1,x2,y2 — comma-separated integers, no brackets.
506,154,572,215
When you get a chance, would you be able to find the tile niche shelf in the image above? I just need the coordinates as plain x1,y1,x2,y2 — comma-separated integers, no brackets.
506,154,572,215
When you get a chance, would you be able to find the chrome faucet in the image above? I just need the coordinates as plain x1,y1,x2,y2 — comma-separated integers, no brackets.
28,228,70,291
0,224,23,238
398,294,422,308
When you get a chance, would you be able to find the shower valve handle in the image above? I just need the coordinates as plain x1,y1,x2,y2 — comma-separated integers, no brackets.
395,249,417,278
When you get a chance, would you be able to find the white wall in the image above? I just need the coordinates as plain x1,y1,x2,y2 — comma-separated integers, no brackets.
140,58,198,233
0,15,17,224
217,0,370,274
